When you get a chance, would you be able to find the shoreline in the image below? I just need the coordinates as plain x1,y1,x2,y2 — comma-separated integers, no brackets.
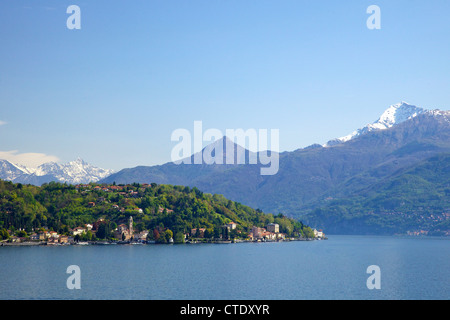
1,237,324,246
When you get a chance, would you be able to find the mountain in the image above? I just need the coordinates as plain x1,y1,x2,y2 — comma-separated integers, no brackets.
0,158,114,185
302,153,450,236
0,160,29,182
324,102,425,146
101,103,450,235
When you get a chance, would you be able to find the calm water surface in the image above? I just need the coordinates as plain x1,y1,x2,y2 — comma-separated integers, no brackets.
0,235,448,300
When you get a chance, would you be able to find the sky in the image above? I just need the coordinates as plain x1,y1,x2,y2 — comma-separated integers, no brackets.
0,0,449,171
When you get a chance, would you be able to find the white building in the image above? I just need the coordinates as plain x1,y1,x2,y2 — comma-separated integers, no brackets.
227,222,237,230
313,229,324,238
72,227,86,236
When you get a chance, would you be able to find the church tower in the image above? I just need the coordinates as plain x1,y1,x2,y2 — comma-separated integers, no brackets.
129,216,133,239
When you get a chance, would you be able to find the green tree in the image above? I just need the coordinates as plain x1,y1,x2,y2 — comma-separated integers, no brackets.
302,226,315,238
96,223,108,239
17,230,28,237
165,229,173,242
0,228,10,240
204,228,214,239
174,231,185,244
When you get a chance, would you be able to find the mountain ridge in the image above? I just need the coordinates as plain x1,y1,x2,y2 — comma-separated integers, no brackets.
100,102,450,234
2,102,449,235
0,158,114,185
324,101,428,146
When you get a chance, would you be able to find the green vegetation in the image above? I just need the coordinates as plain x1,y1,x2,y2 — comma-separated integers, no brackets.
0,180,312,242
303,154,450,236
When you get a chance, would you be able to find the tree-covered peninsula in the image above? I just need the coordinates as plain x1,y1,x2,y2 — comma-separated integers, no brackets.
0,179,316,244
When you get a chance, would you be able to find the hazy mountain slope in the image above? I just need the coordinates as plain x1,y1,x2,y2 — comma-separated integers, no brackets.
101,109,450,220
302,153,450,235
291,110,450,211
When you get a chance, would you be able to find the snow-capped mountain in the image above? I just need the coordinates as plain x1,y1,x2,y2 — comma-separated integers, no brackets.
325,102,426,146
0,160,29,181
0,158,114,185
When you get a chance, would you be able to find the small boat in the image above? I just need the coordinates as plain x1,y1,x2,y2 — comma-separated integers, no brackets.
77,242,89,245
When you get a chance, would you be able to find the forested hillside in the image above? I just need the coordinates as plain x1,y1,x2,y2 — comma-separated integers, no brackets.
302,154,450,236
0,180,314,241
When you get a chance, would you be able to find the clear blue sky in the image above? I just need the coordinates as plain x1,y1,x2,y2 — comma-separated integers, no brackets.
0,0,449,170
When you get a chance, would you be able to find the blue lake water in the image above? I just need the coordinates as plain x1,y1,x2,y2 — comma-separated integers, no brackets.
0,235,448,300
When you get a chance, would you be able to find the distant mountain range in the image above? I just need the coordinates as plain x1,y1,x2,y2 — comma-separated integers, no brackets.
2,102,449,235
0,158,114,185
100,102,450,235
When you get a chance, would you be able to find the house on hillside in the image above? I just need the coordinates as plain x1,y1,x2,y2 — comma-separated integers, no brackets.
72,227,86,236
227,222,237,230
191,228,206,238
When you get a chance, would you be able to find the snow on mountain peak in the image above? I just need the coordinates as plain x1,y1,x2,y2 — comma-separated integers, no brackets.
324,102,427,147
0,158,114,185
375,101,425,129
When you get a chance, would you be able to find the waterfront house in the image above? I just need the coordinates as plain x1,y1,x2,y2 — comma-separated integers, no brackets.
136,230,149,241
261,231,277,241
191,228,206,238
252,226,265,239
59,235,69,244
49,231,59,239
30,233,39,241
276,233,286,240
313,229,324,238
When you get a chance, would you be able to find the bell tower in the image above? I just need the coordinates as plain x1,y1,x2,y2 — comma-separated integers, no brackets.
129,216,133,239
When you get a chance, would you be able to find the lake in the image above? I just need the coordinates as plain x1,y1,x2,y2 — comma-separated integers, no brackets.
0,235,448,300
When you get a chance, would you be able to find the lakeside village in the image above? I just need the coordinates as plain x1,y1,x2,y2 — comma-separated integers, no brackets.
0,182,326,246
0,215,326,246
